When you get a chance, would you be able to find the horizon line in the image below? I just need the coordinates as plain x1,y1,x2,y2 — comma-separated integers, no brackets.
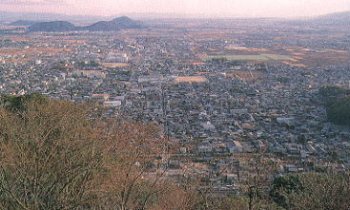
1,9,349,21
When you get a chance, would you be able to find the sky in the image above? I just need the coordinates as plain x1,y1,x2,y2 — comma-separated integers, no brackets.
1,0,350,18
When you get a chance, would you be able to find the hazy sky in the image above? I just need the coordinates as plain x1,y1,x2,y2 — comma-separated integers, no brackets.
1,0,350,18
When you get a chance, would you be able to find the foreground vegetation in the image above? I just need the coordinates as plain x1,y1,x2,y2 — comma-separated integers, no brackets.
0,94,349,210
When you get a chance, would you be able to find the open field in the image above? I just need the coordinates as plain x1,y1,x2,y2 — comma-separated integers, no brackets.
174,76,208,83
284,47,350,67
224,45,269,53
205,54,293,62
102,63,129,68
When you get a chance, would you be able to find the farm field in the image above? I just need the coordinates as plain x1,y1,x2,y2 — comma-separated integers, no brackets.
225,70,264,81
205,54,293,62
174,76,208,83
102,63,129,68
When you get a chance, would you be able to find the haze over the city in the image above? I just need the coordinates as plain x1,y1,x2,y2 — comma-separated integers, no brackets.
1,0,350,18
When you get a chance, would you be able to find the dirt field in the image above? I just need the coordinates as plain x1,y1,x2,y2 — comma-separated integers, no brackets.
175,76,208,83
102,63,129,68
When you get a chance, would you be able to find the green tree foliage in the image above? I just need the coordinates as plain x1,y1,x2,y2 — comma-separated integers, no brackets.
270,175,303,209
319,86,348,99
319,86,350,126
0,93,47,113
270,173,350,210
326,97,350,125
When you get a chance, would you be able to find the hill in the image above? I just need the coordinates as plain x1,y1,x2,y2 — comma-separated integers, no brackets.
311,11,350,25
82,16,143,31
28,21,76,32
9,20,39,26
0,11,101,24
27,16,143,32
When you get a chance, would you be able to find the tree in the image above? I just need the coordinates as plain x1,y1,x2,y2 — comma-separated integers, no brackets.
153,182,199,210
94,120,169,210
326,97,350,125
241,153,279,210
270,173,350,210
270,175,303,209
0,95,102,209
0,95,179,210
319,86,348,99
318,86,350,126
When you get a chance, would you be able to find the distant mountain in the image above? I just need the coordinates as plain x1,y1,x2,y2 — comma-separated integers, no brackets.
27,16,143,32
311,11,350,25
318,11,350,20
9,20,39,26
0,11,102,24
83,16,143,31
28,21,76,32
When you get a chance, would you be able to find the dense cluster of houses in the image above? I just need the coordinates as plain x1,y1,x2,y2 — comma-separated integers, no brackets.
1,24,350,193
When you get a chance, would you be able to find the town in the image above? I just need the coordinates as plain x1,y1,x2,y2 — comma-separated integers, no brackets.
1,16,350,195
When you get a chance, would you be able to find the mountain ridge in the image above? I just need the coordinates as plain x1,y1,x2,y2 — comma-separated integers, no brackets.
27,16,143,32
9,20,39,26
28,21,76,32
310,11,350,25
82,16,143,31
